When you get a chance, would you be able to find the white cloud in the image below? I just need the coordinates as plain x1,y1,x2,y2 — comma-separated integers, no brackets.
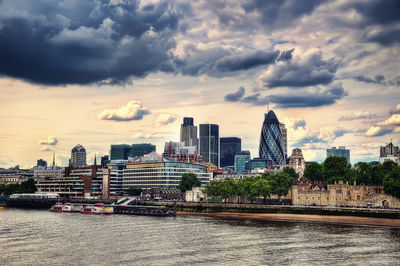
339,111,378,121
378,114,400,126
154,113,178,126
98,101,150,121
365,126,392,137
38,136,58,145
131,131,165,139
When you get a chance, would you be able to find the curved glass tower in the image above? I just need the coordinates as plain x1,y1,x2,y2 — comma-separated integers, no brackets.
259,110,285,166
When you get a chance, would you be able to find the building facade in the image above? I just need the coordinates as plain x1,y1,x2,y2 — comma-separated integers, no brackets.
379,141,399,164
163,141,202,163
180,117,198,147
326,146,350,163
288,148,306,174
37,159,47,167
110,144,132,160
249,158,268,171
131,143,156,157
292,181,400,208
259,110,285,166
122,162,210,190
70,144,87,167
199,124,219,168
234,154,250,173
279,123,287,161
220,137,241,168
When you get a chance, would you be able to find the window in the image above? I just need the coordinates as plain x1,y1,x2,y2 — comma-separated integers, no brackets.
357,195,360,200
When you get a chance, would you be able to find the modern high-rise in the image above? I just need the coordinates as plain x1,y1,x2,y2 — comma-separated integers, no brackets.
199,124,219,167
110,144,132,160
326,146,350,163
280,123,287,160
234,153,250,173
70,144,87,168
101,155,109,168
131,143,156,157
220,137,241,167
180,117,198,147
379,141,399,164
259,110,285,166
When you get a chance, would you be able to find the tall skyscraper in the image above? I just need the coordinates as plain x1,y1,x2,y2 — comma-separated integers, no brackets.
180,117,198,147
70,144,87,167
131,143,156,157
280,123,287,161
199,124,219,167
326,146,350,163
110,144,132,160
259,110,285,166
220,137,241,167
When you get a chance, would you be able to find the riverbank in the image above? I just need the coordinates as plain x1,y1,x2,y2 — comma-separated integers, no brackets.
177,212,400,228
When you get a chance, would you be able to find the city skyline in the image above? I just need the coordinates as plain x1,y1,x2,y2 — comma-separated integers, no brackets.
0,0,399,168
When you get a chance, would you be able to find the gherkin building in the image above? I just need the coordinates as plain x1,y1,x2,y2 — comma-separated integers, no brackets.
259,110,285,166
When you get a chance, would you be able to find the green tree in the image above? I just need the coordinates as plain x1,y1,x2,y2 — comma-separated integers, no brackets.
283,167,299,180
126,187,142,196
303,162,323,181
323,156,351,184
20,178,37,193
269,172,294,199
353,162,372,185
178,173,201,193
252,178,271,204
383,166,400,199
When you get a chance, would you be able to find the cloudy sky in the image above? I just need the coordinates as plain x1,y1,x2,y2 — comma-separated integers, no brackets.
0,0,399,168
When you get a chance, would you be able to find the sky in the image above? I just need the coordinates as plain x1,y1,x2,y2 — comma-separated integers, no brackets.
0,0,399,168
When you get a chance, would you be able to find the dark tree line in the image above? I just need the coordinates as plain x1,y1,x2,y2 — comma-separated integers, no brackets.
303,157,400,199
0,178,37,196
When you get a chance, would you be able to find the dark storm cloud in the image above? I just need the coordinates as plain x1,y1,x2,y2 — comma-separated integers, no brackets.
363,28,400,46
241,0,327,28
353,74,385,84
215,50,292,72
260,50,338,88
339,0,400,26
224,83,347,108
0,0,181,85
224,87,245,102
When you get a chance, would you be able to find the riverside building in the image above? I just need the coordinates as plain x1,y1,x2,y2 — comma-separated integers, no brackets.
122,162,210,190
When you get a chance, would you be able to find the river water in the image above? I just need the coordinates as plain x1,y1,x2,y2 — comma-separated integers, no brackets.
0,209,399,265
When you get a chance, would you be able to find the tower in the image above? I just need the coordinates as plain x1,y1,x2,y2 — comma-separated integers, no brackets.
180,117,198,147
70,144,87,168
259,110,285,166
52,152,55,167
199,124,219,168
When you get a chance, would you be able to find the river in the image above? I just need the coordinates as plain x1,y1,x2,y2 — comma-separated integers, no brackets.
1,209,399,265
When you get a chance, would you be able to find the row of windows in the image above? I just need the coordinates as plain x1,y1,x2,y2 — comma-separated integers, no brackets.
123,177,210,181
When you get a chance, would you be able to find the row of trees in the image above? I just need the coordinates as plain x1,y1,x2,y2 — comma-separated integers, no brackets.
304,157,400,199
204,172,294,203
0,178,37,196
304,157,398,185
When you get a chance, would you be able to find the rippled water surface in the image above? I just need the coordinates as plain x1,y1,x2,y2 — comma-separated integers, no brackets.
1,209,399,265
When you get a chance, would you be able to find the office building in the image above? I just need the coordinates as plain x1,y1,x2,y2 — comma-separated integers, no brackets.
163,141,202,163
234,153,250,173
220,137,241,168
180,117,198,147
70,144,87,168
131,143,156,157
37,159,47,167
280,123,287,160
259,110,285,166
249,158,268,171
110,144,132,160
379,141,399,164
326,146,350,163
199,124,219,167
101,155,109,168
122,162,210,189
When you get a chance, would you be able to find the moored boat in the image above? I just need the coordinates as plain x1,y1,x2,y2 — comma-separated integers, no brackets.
50,203,82,213
113,205,175,216
80,203,113,215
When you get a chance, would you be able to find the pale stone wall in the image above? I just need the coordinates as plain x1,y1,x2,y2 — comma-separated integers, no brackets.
291,181,400,208
186,187,207,202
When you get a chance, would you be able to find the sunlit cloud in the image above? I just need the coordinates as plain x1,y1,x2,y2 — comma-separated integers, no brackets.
38,136,58,146
98,101,150,121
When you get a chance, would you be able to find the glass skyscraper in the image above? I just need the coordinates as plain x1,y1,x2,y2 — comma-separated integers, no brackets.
110,144,132,160
220,137,241,167
259,110,285,166
199,124,219,167
131,143,156,157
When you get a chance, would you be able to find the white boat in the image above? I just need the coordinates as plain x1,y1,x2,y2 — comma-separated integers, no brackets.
50,203,81,212
80,203,113,215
